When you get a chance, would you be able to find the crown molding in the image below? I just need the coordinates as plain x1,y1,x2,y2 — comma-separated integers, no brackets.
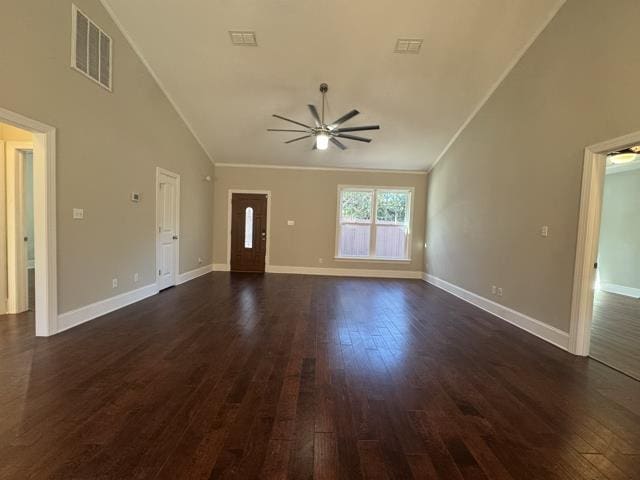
214,162,427,175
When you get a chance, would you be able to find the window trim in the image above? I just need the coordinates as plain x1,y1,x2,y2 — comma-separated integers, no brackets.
335,185,414,262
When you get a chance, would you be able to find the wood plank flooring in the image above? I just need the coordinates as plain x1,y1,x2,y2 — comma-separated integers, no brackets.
0,272,639,479
591,290,640,380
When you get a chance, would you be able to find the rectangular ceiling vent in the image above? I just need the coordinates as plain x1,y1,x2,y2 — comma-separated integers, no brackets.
229,31,257,46
71,4,112,91
394,38,423,54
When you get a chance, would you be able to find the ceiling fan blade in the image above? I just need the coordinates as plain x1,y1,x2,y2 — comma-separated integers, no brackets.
328,109,359,128
330,137,347,150
285,135,312,144
333,125,380,133
335,133,372,143
273,114,312,129
267,128,310,133
308,105,321,127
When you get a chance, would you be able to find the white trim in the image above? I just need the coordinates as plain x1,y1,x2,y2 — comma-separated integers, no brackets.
213,263,230,272
226,190,272,269
98,0,213,163
57,283,159,333
177,264,213,285
598,283,640,299
267,265,422,279
215,162,427,175
0,107,58,337
569,129,640,356
5,141,32,314
428,1,566,172
156,167,180,290
424,273,569,351
333,256,411,263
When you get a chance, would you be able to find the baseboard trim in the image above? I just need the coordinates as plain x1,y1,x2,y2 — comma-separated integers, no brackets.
212,263,230,272
177,264,213,285
267,265,423,279
57,283,159,333
599,283,640,299
423,273,570,351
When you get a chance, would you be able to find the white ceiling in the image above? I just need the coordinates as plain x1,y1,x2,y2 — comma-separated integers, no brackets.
102,0,564,171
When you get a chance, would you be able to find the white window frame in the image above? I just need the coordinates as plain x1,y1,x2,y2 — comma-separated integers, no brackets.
335,185,414,262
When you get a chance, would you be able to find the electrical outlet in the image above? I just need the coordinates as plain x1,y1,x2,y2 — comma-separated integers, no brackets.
541,225,549,237
287,220,295,226
491,285,497,295
318,258,323,264
497,287,503,297
112,278,118,289
198,257,203,264
134,273,139,283
73,208,84,219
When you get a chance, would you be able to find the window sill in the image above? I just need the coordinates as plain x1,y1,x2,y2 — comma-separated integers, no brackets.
334,256,412,263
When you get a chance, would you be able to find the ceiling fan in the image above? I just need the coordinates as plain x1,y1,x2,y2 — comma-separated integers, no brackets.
268,83,380,151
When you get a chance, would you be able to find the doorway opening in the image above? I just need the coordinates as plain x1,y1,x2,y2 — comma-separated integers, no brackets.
590,147,640,379
3,134,35,318
0,108,57,336
570,131,640,380
227,191,270,273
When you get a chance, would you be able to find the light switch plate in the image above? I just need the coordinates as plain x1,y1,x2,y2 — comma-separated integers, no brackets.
73,208,84,219
287,220,295,226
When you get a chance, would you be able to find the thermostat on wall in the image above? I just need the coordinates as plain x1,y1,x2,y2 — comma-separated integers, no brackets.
131,192,141,202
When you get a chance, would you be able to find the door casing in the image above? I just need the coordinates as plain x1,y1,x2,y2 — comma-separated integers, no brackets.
570,128,640,356
156,167,180,289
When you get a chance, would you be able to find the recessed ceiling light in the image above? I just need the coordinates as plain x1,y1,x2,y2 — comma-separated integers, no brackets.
229,31,257,46
394,38,423,54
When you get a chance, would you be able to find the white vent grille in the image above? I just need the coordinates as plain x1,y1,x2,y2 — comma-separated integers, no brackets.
72,5,112,90
229,31,257,46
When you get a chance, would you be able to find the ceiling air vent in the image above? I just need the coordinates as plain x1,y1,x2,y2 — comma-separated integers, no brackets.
394,38,423,54
229,31,257,46
71,4,112,91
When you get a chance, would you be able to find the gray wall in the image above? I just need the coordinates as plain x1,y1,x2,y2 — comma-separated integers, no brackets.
598,169,640,292
0,0,214,313
425,0,640,332
213,166,426,273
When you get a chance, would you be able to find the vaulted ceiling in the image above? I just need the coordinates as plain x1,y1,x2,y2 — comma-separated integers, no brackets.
102,0,564,171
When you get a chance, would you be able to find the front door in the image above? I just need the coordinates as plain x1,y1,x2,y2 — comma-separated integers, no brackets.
157,169,180,289
230,193,267,272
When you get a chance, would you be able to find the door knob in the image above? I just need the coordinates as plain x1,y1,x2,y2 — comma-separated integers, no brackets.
173,235,179,240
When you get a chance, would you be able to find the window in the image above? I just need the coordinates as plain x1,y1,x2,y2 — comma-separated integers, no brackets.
244,207,253,248
336,187,412,260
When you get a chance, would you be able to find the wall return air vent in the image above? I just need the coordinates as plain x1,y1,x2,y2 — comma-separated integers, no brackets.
71,4,112,91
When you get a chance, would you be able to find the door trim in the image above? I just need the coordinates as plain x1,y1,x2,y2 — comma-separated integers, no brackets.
6,141,33,314
226,189,271,269
569,129,640,356
156,167,180,288
0,107,57,336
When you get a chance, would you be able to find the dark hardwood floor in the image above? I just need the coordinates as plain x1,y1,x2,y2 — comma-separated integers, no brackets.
591,290,640,381
1,272,639,479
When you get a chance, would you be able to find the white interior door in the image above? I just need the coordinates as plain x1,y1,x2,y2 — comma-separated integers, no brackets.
6,144,32,314
156,169,180,290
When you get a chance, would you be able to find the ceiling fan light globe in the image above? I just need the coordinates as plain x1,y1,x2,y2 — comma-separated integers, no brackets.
609,153,636,164
316,133,330,150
